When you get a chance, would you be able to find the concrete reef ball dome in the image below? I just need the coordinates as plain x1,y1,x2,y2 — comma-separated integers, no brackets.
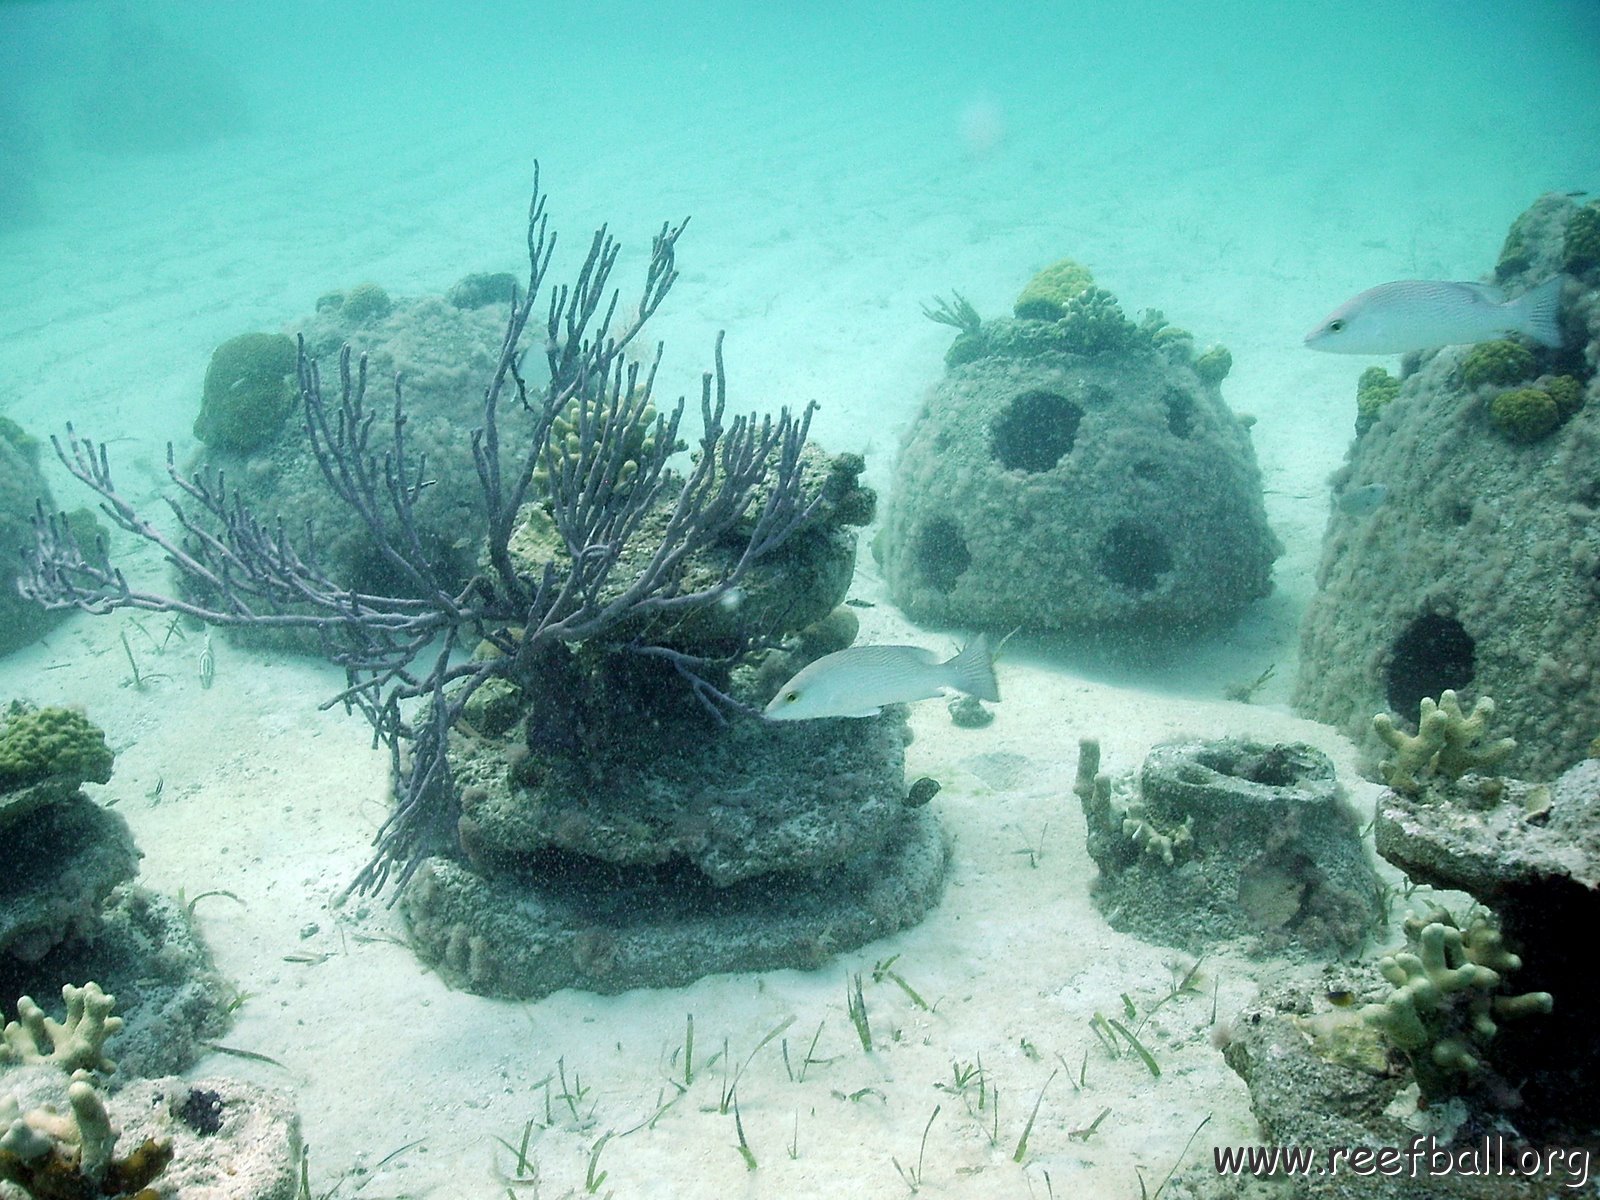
883,268,1279,637
1295,194,1600,780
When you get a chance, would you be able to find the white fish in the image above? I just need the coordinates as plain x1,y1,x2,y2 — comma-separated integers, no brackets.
764,636,999,721
1304,275,1564,354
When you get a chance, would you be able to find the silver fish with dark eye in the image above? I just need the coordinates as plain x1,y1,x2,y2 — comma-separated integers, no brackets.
765,636,999,721
1306,276,1564,355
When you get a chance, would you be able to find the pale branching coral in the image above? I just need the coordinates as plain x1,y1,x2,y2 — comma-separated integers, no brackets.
1361,913,1551,1100
0,982,123,1073
0,1069,119,1181
1074,738,1193,868
0,984,174,1195
1122,812,1194,867
1373,689,1516,794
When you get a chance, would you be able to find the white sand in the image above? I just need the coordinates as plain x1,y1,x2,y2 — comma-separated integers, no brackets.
2,3,1596,1195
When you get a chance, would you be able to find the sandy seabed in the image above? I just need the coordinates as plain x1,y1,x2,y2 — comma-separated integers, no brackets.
2,6,1596,1195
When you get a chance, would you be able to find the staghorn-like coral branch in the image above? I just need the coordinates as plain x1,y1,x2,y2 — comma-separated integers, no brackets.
20,164,819,900
1373,689,1517,794
0,982,123,1074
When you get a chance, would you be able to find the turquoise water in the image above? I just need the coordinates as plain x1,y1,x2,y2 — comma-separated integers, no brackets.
6,2,1597,447
3,2,1598,1195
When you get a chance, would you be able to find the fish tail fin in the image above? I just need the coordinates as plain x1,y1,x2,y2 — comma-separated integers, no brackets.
948,634,1000,703
1511,274,1565,349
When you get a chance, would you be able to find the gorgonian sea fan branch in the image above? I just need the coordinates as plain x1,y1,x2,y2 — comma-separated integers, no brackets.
20,164,820,899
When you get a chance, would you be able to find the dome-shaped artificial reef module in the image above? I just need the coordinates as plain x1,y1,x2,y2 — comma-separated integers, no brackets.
399,447,955,1000
185,279,515,607
1295,194,1600,780
22,171,952,1004
884,266,1279,637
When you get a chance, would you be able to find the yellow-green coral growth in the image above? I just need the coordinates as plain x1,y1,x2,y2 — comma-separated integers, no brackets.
1193,345,1232,385
193,332,298,453
340,281,393,322
0,703,114,792
1543,374,1584,419
1489,386,1560,442
1563,202,1600,275
1460,339,1535,390
1355,366,1400,436
1014,258,1096,320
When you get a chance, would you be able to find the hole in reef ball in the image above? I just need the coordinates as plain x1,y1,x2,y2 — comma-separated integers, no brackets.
913,515,972,593
1385,613,1476,719
1195,742,1311,788
1094,520,1173,593
1164,387,1197,437
991,389,1084,472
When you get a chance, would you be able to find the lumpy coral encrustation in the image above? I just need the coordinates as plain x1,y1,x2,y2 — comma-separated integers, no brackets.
0,704,113,793
192,332,298,453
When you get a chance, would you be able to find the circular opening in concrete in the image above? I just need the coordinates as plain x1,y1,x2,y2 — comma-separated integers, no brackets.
1164,388,1197,437
991,389,1083,472
1194,742,1317,789
912,516,971,593
1385,613,1475,720
1095,520,1172,592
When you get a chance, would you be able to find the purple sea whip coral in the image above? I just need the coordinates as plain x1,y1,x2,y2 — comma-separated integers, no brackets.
20,166,819,898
